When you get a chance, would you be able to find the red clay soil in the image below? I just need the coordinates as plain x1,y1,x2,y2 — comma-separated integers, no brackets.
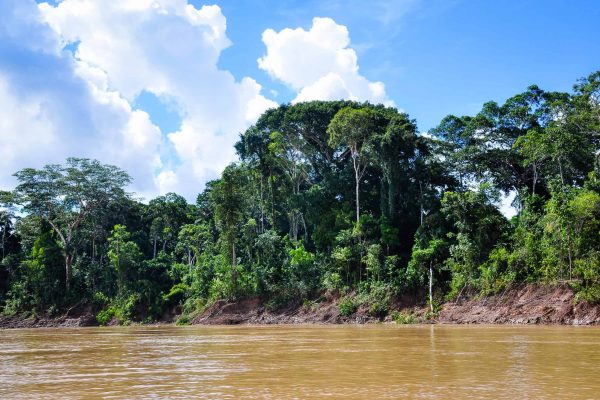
3,283,600,328
0,301,96,329
437,283,600,325
194,284,600,326
192,295,372,325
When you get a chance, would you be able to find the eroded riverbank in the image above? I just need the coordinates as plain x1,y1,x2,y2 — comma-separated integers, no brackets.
2,283,600,329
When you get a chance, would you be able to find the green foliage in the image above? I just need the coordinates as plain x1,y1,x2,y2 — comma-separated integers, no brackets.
96,307,114,326
391,311,418,324
3,228,63,314
323,271,343,291
446,271,468,301
478,247,516,296
96,294,140,326
338,296,357,317
573,283,600,304
356,282,394,319
92,291,110,307
368,301,388,319
108,225,142,293
289,244,314,268
3,70,600,322
441,185,509,293
163,283,188,305
176,315,191,325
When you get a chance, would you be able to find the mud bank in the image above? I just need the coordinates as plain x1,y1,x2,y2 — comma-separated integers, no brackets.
437,283,600,325
194,284,600,326
3,283,600,328
192,294,379,325
0,300,100,328
0,310,96,329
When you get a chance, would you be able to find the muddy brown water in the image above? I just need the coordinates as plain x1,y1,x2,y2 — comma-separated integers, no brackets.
1,325,599,399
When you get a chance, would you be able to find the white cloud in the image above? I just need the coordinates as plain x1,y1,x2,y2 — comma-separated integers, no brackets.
258,17,393,106
1,2,396,202
0,0,277,201
39,0,277,200
0,0,161,196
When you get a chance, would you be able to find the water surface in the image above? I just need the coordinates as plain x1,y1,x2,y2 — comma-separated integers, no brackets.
1,325,599,399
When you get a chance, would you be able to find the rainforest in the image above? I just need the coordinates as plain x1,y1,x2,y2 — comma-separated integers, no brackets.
1,70,599,326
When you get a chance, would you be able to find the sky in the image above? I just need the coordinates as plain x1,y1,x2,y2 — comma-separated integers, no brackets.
1,0,599,202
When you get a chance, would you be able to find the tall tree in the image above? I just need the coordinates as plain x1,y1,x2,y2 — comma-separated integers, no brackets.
211,164,248,290
328,107,376,223
108,224,141,294
12,158,131,291
146,193,192,257
268,130,310,242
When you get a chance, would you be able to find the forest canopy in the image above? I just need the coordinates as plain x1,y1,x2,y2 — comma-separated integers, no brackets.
1,70,599,323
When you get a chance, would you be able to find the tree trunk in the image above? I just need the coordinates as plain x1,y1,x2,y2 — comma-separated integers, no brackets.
260,175,265,234
419,181,424,226
270,175,275,228
232,241,237,290
1,227,5,259
532,162,537,196
558,156,565,186
65,253,73,292
153,238,157,259
355,177,360,224
300,213,308,242
429,261,433,313
352,151,361,224
567,228,573,280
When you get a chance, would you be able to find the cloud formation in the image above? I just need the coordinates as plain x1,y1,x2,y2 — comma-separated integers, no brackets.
258,17,392,106
0,0,162,198
0,0,277,200
0,2,393,201
39,0,277,199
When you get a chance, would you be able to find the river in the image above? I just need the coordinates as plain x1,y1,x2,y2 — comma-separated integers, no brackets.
1,325,599,399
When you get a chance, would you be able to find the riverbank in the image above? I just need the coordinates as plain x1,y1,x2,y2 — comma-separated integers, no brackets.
2,283,600,329
192,283,600,326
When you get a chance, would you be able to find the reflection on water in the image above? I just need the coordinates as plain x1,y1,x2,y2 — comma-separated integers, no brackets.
1,324,600,399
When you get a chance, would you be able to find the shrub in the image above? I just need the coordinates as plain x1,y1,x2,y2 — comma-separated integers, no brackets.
92,291,110,307
96,293,140,326
391,311,417,324
96,307,115,326
479,247,516,296
323,271,343,291
338,296,357,316
302,299,317,311
368,301,389,319
445,269,467,301
573,283,600,304
361,282,393,319
163,283,188,305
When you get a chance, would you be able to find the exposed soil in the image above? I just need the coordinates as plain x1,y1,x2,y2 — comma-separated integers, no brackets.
437,283,600,325
3,283,600,329
192,293,375,325
0,301,96,329
193,283,600,326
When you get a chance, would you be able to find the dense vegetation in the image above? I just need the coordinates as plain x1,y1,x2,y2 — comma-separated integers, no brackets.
1,71,599,324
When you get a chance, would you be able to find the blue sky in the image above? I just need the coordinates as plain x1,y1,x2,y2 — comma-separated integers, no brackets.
2,0,599,201
213,0,600,130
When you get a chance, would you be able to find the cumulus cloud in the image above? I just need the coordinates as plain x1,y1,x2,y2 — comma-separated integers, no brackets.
0,0,161,197
38,0,277,200
0,0,276,200
1,2,395,201
258,17,393,106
